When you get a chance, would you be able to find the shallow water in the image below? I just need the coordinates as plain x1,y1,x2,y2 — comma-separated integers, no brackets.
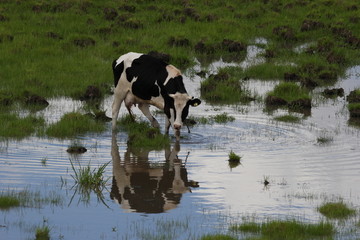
1,63,360,239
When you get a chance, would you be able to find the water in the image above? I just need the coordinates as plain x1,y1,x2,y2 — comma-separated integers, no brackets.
1,62,360,239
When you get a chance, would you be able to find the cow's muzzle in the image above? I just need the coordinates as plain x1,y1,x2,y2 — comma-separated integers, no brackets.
174,124,181,130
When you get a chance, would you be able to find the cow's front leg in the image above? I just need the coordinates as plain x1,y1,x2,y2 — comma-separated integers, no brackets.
165,118,171,135
138,103,160,128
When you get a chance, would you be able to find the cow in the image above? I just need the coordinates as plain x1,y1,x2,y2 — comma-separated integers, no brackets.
111,52,201,137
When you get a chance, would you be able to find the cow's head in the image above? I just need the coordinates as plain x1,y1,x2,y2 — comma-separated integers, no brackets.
164,93,201,131
163,65,201,133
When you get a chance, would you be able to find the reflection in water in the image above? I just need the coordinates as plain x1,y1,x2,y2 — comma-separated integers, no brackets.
111,134,194,213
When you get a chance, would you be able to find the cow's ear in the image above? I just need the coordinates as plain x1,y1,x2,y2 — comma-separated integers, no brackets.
189,98,201,107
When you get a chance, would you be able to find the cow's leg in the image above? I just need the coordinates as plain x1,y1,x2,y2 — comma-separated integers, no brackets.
138,103,160,128
126,106,135,122
165,118,171,134
112,90,127,130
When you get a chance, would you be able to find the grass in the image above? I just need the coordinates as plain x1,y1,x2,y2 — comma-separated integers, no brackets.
228,150,241,162
267,82,310,103
231,220,334,240
35,226,50,240
0,0,359,104
316,136,334,145
243,62,295,80
189,113,235,125
213,113,236,123
117,115,170,149
0,195,20,209
348,103,360,117
46,112,106,138
274,114,301,123
70,160,110,192
69,160,111,206
318,201,356,219
200,235,236,240
0,0,358,130
200,67,254,104
0,190,63,209
0,113,44,139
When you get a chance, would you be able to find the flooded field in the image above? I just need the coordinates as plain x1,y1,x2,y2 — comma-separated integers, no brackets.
1,62,360,239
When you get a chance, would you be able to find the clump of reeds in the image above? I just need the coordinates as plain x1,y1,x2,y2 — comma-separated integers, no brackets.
318,201,356,219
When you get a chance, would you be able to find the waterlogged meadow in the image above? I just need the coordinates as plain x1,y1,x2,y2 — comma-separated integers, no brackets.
1,0,360,239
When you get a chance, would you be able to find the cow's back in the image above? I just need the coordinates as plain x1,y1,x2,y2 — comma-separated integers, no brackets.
126,54,168,100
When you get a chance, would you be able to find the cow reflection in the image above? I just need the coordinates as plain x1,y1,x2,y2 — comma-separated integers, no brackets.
111,134,192,213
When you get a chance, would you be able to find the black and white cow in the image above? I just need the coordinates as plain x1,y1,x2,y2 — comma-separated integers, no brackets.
112,52,201,136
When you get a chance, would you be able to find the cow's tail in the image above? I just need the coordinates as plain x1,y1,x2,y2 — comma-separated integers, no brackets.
112,59,124,88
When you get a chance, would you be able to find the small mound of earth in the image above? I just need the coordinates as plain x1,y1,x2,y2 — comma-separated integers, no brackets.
67,146,87,154
80,85,102,101
322,88,344,98
25,94,49,106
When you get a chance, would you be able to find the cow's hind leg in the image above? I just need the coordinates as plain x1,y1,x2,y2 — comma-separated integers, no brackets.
138,103,160,128
112,90,128,130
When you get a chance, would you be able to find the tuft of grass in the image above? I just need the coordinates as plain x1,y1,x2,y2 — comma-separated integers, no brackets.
200,234,237,240
243,62,295,80
118,115,170,149
267,82,310,103
46,112,106,138
0,190,63,209
274,114,301,123
231,220,334,239
316,136,333,145
230,222,260,232
0,195,20,209
41,157,48,166
189,113,235,126
35,226,50,240
318,202,356,219
348,103,360,111
348,103,360,118
213,113,236,123
228,150,241,162
201,67,254,104
70,160,110,192
0,113,44,139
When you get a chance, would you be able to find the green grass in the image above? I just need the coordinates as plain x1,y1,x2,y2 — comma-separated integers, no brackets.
348,103,360,111
46,112,106,138
189,113,235,125
200,234,237,240
267,82,310,103
318,202,356,219
274,114,301,123
0,113,44,139
0,0,359,103
231,221,261,232
70,160,110,192
231,220,334,240
35,225,50,240
201,67,254,104
117,115,170,149
213,113,236,123
228,150,241,162
243,62,295,80
0,190,63,209
69,160,110,205
0,195,20,209
348,103,360,118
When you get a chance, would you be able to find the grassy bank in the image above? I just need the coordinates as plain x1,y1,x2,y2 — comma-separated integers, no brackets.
0,0,359,102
